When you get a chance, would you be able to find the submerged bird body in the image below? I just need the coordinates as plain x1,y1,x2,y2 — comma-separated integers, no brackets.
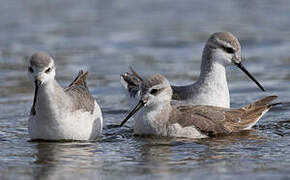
28,53,102,140
121,32,265,108
121,74,277,138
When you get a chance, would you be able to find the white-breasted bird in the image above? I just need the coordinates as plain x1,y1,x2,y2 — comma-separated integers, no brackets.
121,32,265,108
27,52,102,140
120,74,277,138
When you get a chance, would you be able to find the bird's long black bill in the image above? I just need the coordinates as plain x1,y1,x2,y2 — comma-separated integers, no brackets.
120,100,144,127
235,63,265,92
31,80,40,115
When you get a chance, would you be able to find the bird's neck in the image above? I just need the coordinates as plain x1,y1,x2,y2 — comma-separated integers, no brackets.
196,47,230,107
200,47,227,82
34,80,71,121
135,101,172,136
199,59,227,85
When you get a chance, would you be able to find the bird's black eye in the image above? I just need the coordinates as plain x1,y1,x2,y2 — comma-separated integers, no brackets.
150,89,158,95
28,67,33,73
45,67,51,73
224,47,235,54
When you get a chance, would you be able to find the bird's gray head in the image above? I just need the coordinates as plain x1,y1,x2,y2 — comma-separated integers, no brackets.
27,52,56,86
205,32,241,66
119,74,172,127
204,32,265,91
140,74,172,106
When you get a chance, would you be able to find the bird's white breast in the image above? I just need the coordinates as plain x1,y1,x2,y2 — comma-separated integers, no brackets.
29,101,102,140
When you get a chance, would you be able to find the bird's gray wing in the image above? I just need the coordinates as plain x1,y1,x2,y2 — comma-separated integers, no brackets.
64,70,95,113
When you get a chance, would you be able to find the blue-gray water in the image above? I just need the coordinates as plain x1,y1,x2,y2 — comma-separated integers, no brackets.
0,0,290,179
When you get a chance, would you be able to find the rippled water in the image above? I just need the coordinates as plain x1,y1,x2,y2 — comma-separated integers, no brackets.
0,0,290,179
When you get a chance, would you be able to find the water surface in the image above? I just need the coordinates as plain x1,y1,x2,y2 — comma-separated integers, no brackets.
0,0,290,179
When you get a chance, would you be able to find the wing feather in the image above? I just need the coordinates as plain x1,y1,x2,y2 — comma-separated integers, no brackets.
65,70,95,113
169,96,278,136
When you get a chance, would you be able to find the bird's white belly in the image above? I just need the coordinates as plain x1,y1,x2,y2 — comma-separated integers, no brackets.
29,101,102,140
167,123,208,139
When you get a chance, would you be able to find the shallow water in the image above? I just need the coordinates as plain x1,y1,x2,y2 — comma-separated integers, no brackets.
0,0,290,179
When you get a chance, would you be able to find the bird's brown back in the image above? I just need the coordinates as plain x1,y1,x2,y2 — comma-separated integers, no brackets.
65,70,95,113
169,96,278,136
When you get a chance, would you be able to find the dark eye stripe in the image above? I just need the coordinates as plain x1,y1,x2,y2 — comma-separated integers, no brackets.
149,87,166,95
223,46,235,54
45,67,51,73
28,67,34,73
150,89,158,95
